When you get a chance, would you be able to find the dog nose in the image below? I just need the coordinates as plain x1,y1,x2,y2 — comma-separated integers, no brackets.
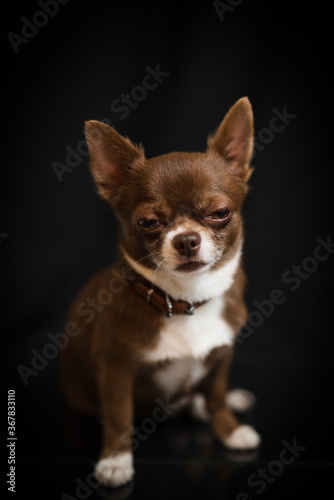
172,232,201,257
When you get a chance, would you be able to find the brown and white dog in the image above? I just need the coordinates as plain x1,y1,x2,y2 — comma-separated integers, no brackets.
61,97,261,487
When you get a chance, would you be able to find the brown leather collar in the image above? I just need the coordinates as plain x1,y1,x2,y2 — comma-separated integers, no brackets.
131,273,208,317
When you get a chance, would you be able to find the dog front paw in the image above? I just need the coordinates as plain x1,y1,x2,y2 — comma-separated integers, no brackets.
95,451,134,487
222,425,261,450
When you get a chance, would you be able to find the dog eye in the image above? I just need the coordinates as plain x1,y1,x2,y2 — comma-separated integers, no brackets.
207,209,231,221
138,219,161,231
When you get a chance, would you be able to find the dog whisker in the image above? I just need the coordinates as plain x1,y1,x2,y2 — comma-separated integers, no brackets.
151,257,167,286
123,250,161,277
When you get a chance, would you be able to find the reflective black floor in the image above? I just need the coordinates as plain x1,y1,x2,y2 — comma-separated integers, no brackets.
4,2,333,498
6,326,333,500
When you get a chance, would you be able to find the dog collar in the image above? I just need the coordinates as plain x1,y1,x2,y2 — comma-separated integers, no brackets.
131,273,208,317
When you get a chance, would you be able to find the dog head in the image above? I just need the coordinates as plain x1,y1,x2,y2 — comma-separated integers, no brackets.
85,97,254,280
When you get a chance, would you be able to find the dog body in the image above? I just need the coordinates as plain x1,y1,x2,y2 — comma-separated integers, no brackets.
61,97,261,487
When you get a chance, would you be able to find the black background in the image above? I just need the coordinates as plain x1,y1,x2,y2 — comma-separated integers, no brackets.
3,1,333,499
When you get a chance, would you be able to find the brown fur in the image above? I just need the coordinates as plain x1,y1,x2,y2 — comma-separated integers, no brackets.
61,97,255,471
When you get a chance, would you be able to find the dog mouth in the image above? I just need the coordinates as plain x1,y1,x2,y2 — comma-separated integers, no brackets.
175,261,208,273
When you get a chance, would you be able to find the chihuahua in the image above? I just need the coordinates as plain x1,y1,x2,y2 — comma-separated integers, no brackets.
61,97,261,487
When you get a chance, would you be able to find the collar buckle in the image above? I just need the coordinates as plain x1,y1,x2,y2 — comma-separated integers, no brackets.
165,293,173,317
185,301,195,315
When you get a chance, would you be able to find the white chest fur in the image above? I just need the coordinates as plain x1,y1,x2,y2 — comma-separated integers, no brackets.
125,247,241,395
143,296,233,363
143,297,234,395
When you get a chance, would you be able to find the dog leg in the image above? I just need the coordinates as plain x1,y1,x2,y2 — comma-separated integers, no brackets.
94,363,135,487
204,348,261,450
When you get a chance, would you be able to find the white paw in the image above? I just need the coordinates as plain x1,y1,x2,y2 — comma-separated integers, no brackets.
95,452,134,487
188,393,211,423
225,389,256,413
223,425,261,450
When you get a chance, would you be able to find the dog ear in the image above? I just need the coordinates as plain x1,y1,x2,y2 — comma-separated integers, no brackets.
85,121,144,202
207,97,254,182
